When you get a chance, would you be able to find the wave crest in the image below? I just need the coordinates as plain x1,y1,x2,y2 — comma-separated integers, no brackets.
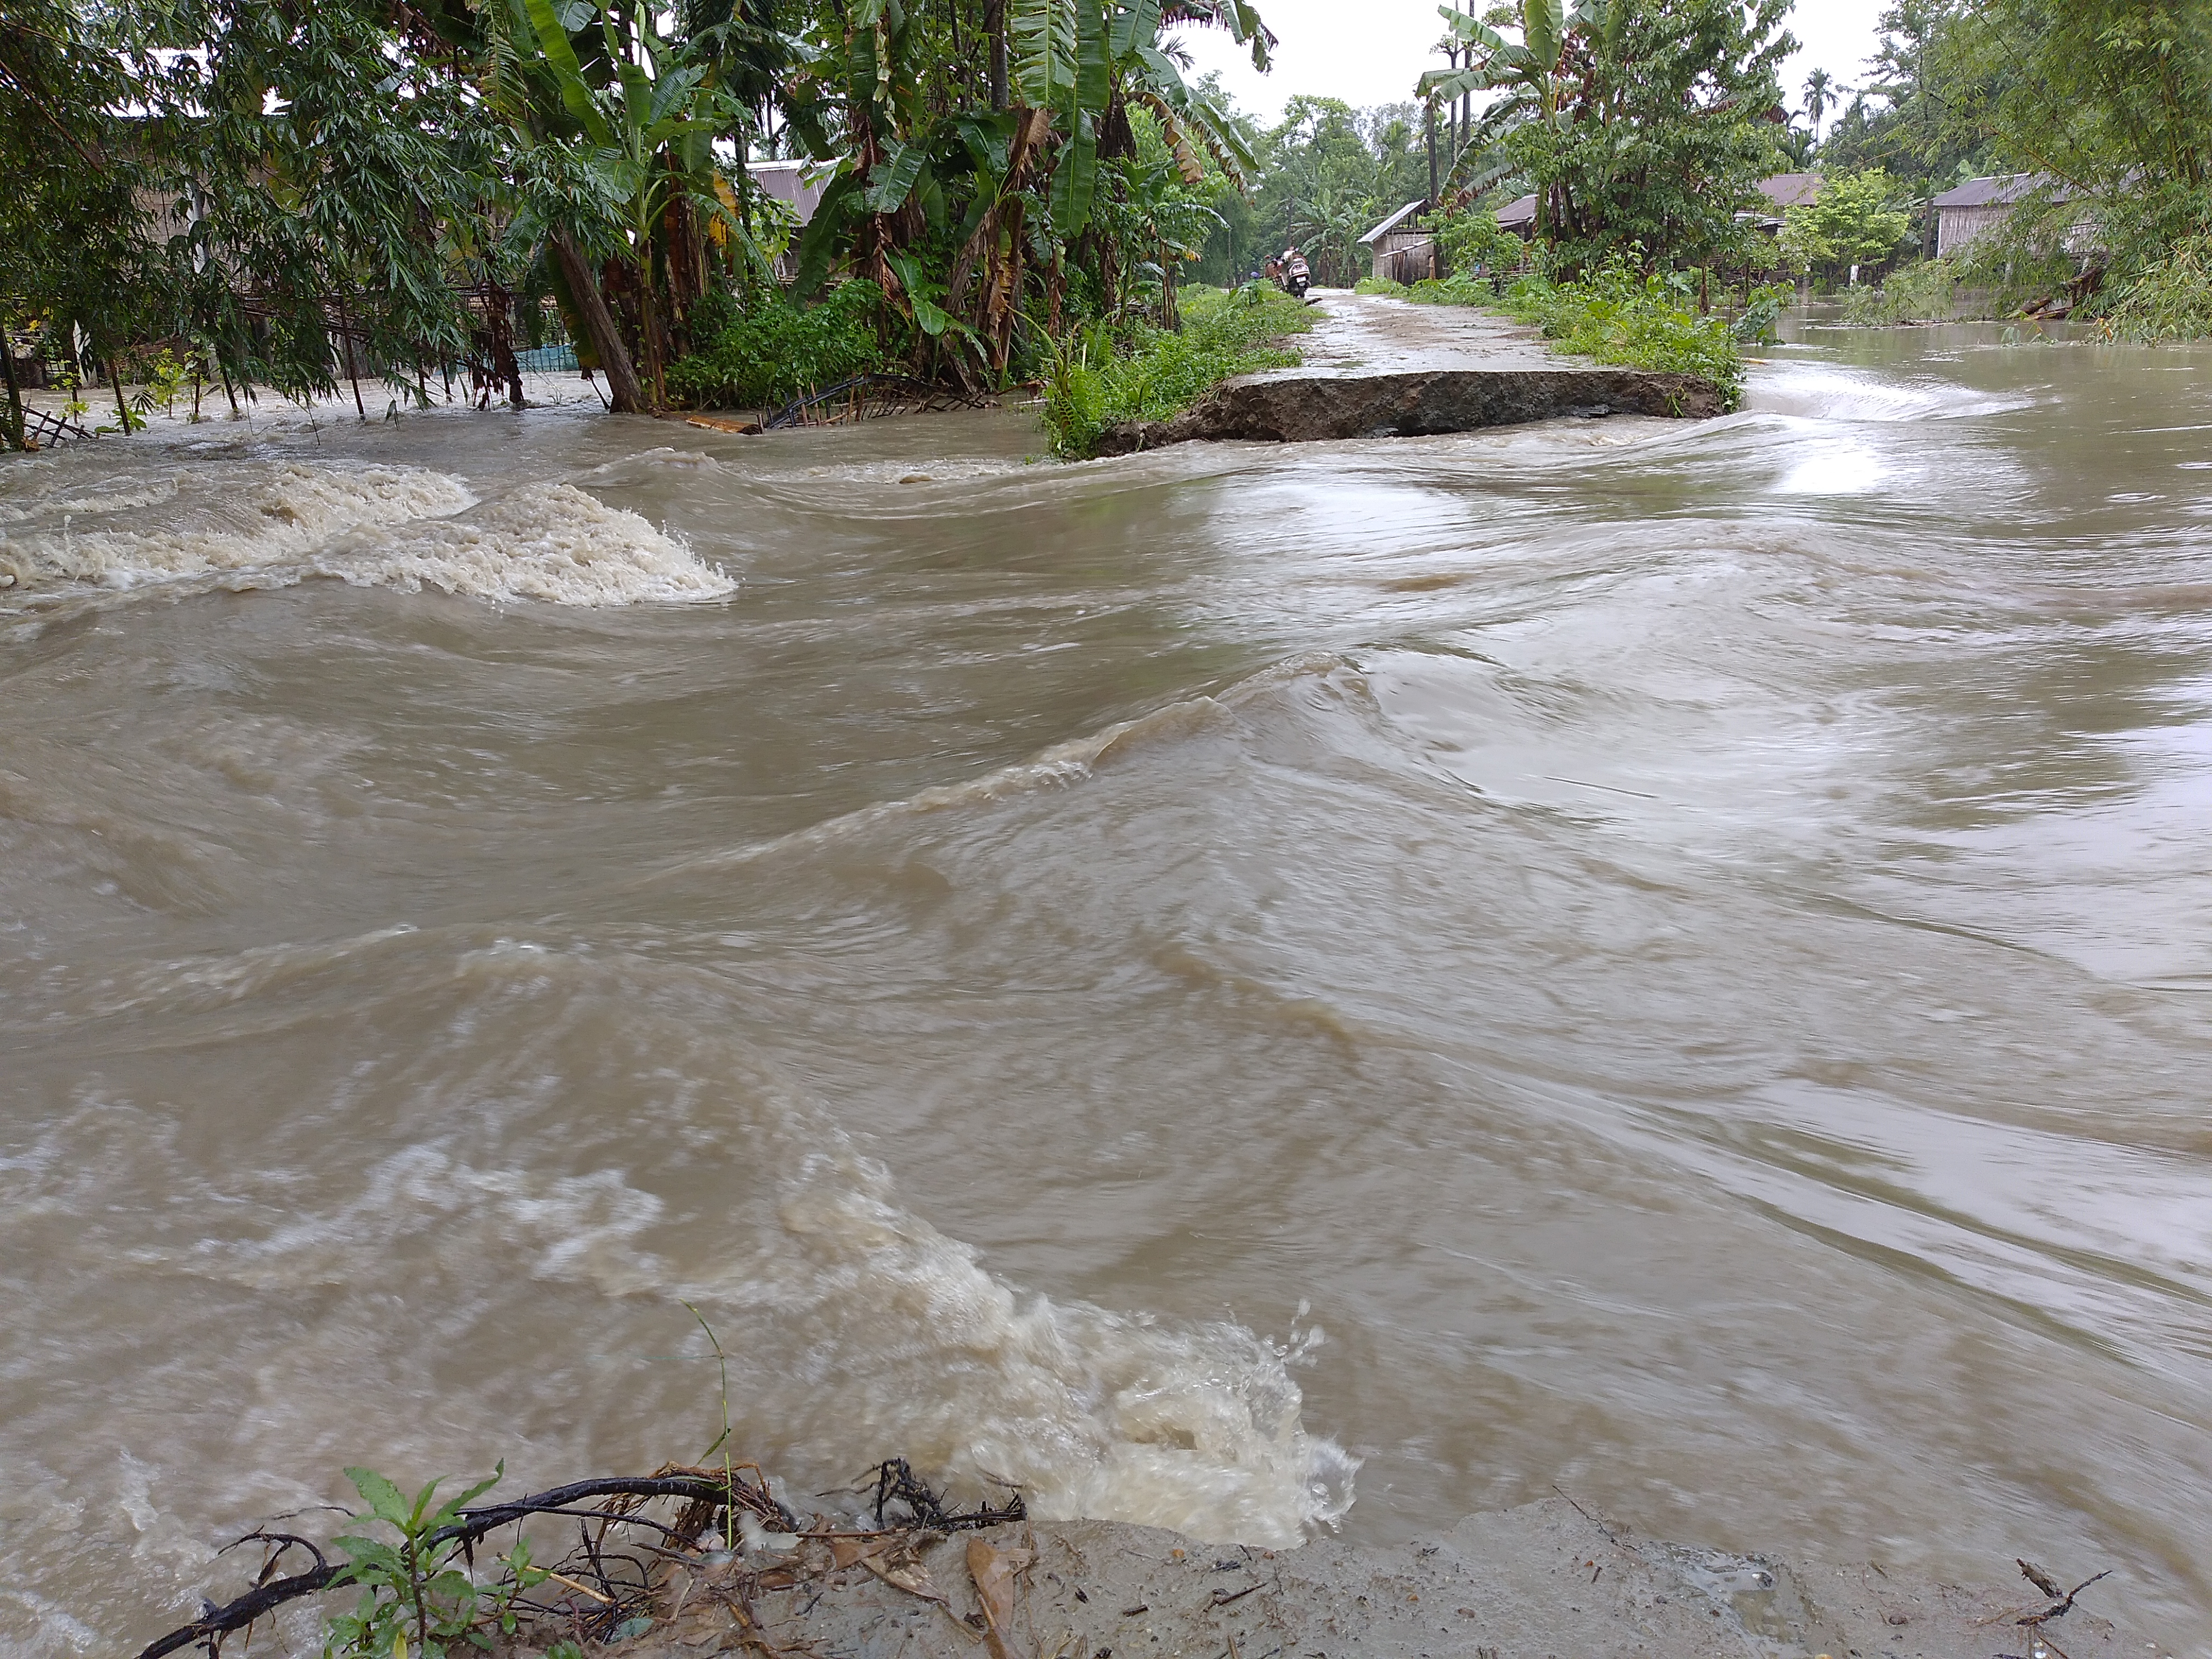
0,461,733,607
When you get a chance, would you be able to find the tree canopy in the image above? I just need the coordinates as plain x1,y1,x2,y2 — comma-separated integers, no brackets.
1418,0,1796,272
1,0,1279,439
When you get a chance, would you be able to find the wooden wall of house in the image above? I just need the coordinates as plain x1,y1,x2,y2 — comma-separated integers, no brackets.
1370,234,1437,284
1937,204,2012,259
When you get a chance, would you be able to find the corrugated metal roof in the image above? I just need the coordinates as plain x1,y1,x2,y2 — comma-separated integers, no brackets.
1757,173,1824,209
1496,193,1538,228
1931,173,2069,208
1359,200,1430,245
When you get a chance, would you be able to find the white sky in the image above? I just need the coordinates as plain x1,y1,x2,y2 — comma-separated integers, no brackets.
1173,0,1891,129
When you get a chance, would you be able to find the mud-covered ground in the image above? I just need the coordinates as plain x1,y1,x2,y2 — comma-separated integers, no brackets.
506,1498,2147,1659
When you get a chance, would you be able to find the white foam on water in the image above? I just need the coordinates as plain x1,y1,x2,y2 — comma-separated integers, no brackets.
311,483,736,605
746,1142,1356,1547
0,460,733,607
78,930,1355,1551
1746,363,2034,424
154,1128,1353,1549
0,459,472,589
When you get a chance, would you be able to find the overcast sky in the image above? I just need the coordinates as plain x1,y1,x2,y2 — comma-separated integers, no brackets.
1173,0,1892,129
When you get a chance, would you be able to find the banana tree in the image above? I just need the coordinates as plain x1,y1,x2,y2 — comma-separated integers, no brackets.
524,0,743,405
1417,0,1620,234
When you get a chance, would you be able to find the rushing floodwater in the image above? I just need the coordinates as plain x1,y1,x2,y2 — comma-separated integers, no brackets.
4,319,2211,1655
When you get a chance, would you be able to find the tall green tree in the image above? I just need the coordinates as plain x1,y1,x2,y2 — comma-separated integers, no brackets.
1420,0,1795,268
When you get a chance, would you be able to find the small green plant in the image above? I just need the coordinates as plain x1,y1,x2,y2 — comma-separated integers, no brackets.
55,369,90,422
139,348,189,419
1730,283,1793,346
323,1464,544,1658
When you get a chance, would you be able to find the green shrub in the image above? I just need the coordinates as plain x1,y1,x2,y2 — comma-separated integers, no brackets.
1837,259,1960,325
664,281,887,410
2097,234,2212,341
1496,257,1748,406
1042,283,1317,458
1435,208,1526,281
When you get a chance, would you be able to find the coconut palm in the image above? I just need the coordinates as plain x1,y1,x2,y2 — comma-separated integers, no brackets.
1803,67,1836,143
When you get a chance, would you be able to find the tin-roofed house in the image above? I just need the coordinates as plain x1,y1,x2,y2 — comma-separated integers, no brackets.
1361,201,1438,284
1932,174,2101,261
1756,173,1824,215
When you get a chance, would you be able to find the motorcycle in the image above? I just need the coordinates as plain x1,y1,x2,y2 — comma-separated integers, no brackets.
1284,268,1311,298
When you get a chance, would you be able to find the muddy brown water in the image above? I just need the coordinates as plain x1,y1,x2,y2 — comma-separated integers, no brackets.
3,321,2210,1655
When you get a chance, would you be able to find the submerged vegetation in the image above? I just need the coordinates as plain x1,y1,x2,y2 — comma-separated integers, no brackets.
1836,258,1960,326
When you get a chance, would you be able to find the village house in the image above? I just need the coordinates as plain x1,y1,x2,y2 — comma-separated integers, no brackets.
1359,200,1440,284
1931,174,2100,260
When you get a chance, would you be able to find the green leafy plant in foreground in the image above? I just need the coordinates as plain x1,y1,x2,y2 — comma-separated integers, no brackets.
1043,283,1318,459
324,1464,546,1658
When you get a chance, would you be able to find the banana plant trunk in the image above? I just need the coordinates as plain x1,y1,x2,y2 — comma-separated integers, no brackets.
636,254,663,408
550,228,648,413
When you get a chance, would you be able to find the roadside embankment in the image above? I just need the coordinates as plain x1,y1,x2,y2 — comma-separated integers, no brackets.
527,1495,2142,1658
139,1459,2152,1659
1093,290,1725,454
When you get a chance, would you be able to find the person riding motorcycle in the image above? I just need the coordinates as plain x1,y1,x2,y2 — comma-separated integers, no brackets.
1281,246,1312,297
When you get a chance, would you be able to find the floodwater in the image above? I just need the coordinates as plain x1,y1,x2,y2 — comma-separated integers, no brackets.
4,319,2211,1655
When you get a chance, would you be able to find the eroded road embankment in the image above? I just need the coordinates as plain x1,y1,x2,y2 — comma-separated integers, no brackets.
1096,289,1724,453
594,1496,2143,1659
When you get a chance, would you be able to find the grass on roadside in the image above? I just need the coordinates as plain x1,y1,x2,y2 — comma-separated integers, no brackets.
1042,284,1318,458
1359,257,1757,409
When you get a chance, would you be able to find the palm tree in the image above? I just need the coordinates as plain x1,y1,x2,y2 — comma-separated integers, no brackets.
1802,68,1836,145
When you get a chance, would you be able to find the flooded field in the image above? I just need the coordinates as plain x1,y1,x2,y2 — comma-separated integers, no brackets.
4,320,2210,1654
